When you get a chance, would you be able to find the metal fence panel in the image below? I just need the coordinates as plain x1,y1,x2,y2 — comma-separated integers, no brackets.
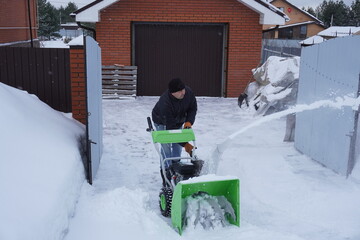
0,47,71,112
295,36,360,176
261,39,301,63
85,36,103,184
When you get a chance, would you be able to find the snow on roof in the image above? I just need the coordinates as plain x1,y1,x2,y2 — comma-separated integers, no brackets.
61,22,79,27
0,39,36,47
297,8,324,26
270,0,324,26
264,21,319,32
317,26,360,37
40,40,69,48
73,0,118,22
299,35,325,45
74,0,287,25
241,0,288,24
300,26,360,46
277,21,318,28
67,35,84,46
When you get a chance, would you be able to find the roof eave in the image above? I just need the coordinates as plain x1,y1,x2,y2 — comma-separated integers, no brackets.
75,0,287,25
75,0,119,22
238,0,287,25
270,0,323,26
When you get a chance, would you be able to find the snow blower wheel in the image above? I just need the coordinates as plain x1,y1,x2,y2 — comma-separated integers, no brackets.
159,187,172,217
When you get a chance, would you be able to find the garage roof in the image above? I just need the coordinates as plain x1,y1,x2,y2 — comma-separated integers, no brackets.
73,0,288,25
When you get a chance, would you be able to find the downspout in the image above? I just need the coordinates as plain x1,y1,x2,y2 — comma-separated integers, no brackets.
274,25,279,38
27,0,34,47
76,22,96,40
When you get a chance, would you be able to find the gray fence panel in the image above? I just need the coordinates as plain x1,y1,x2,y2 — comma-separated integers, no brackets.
0,47,71,112
85,36,103,184
295,36,360,175
261,39,302,63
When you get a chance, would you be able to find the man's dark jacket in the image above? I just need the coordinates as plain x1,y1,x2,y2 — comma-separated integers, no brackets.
152,86,197,130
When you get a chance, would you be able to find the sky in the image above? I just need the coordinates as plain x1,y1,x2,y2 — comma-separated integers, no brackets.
48,0,355,9
291,0,354,9
1,51,360,240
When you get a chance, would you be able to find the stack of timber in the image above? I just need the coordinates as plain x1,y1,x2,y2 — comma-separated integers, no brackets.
102,65,137,99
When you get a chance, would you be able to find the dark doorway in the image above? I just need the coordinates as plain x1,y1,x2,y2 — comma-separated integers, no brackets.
133,22,226,96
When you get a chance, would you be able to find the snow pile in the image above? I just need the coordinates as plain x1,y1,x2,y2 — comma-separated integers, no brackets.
64,184,176,239
0,82,85,240
242,56,300,115
252,56,299,87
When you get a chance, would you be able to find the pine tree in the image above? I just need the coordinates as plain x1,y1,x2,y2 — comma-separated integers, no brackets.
349,0,360,26
59,2,78,24
317,0,351,27
303,6,317,18
38,0,61,39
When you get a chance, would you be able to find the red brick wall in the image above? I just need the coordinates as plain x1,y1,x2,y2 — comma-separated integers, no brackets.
0,0,37,44
69,47,87,124
96,0,262,97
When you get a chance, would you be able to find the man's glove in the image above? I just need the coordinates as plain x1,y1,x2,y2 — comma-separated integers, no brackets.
184,142,194,156
184,122,192,129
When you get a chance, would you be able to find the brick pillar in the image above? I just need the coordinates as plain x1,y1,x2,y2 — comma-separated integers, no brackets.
69,46,87,124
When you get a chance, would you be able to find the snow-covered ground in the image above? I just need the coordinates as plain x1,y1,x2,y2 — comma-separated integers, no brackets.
1,67,360,239
63,96,360,240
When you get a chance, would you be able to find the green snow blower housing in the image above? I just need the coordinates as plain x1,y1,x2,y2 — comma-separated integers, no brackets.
146,117,240,234
172,178,240,234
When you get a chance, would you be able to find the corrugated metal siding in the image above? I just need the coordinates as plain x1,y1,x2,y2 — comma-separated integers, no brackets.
134,23,225,96
84,36,103,184
295,35,360,176
0,47,71,112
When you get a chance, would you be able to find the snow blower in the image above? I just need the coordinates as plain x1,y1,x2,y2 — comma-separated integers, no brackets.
146,117,240,234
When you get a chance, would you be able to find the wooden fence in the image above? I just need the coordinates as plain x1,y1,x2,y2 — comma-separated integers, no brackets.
102,65,137,99
0,47,71,112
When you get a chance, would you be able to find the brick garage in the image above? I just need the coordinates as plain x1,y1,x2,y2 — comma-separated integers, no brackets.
74,0,285,97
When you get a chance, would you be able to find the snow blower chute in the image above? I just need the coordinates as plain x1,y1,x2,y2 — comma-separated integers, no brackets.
146,117,240,234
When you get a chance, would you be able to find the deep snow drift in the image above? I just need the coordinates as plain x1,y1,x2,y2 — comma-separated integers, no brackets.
0,82,85,240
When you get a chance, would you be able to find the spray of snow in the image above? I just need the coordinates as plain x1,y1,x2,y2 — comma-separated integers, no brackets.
207,95,360,174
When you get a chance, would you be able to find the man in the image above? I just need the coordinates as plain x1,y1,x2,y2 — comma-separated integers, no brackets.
152,78,197,167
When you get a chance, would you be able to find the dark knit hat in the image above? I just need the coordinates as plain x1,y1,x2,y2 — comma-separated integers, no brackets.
168,78,185,93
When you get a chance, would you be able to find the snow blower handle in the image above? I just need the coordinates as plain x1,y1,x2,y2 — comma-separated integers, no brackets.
146,117,154,132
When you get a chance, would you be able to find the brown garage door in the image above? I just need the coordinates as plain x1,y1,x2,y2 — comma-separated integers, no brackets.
133,22,226,96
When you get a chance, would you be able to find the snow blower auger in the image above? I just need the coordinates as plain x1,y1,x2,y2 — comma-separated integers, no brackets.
146,117,240,235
